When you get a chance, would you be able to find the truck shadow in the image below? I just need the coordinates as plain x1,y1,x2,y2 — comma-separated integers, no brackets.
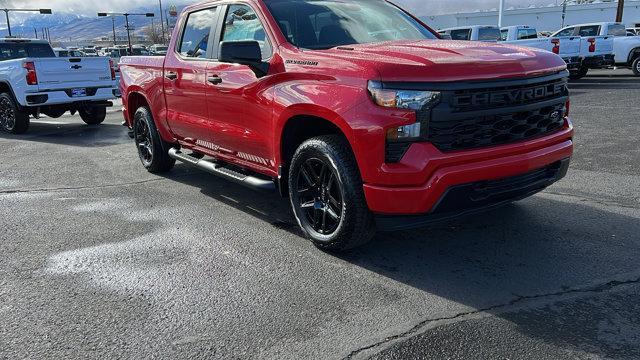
0,119,129,147
163,164,640,358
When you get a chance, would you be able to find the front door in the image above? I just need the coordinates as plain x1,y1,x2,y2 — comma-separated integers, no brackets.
205,3,275,170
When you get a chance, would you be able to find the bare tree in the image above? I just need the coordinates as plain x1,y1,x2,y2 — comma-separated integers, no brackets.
142,22,163,44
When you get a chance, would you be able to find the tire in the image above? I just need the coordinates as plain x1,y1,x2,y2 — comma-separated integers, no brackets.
632,57,640,76
0,92,29,134
569,66,589,80
133,106,175,173
79,106,106,125
288,135,375,251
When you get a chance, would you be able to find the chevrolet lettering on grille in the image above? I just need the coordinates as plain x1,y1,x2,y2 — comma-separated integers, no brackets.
453,82,567,107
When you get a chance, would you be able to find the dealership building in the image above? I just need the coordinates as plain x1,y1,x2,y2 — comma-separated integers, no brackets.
422,0,640,31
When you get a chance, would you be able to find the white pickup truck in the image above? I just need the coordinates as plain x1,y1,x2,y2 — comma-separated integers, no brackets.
499,25,582,71
552,23,617,79
0,38,117,134
553,22,640,76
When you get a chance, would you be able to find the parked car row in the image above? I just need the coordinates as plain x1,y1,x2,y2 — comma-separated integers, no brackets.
438,22,640,78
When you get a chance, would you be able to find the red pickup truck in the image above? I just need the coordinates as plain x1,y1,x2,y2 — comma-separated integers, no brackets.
120,0,573,251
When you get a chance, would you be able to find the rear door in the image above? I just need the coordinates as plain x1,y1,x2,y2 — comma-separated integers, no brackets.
204,3,275,170
163,6,220,143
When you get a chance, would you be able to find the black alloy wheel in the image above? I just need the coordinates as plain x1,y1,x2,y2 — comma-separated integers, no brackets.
295,158,344,236
0,96,15,132
134,114,154,167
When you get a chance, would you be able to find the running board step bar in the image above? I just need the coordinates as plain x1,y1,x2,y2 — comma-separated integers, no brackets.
168,148,276,192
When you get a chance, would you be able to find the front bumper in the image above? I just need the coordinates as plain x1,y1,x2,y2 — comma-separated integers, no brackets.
19,86,117,107
375,158,570,231
582,54,615,68
363,120,574,216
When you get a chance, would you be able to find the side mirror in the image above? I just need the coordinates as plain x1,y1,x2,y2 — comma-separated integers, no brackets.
219,40,268,77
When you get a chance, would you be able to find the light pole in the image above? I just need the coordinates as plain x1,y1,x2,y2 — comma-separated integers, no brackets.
561,0,567,28
2,8,52,37
498,0,505,27
98,12,154,54
158,0,166,44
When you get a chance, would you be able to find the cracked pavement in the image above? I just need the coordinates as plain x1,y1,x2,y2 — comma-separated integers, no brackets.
1,69,639,359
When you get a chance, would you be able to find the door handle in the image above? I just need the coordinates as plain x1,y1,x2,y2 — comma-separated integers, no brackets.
165,72,178,80
207,76,223,85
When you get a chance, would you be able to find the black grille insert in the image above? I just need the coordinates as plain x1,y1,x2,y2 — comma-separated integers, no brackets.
424,74,569,152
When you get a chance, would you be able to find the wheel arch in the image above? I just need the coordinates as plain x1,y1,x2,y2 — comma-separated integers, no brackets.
0,81,19,104
628,47,640,64
277,110,358,197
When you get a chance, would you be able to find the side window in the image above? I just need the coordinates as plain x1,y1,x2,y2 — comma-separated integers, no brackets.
450,29,471,41
221,4,272,59
178,7,217,58
555,27,575,37
577,25,600,37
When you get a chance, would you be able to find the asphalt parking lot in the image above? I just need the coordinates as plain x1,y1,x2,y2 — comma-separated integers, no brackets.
1,69,639,360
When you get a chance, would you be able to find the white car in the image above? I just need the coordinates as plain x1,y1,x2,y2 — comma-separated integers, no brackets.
0,38,117,134
500,25,582,71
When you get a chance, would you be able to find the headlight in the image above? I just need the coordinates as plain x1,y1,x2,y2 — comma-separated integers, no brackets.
368,81,441,143
368,81,441,111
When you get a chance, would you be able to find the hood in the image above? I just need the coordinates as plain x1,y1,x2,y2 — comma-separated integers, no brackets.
312,40,567,82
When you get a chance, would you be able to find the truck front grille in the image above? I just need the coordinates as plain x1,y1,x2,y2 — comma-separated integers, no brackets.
419,72,569,152
427,103,566,152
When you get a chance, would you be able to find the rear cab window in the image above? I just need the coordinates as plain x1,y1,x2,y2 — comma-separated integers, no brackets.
450,29,471,41
0,42,55,61
517,28,538,40
178,7,218,58
607,24,627,37
577,25,601,37
478,27,500,41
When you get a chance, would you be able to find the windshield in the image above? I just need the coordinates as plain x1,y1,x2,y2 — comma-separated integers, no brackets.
0,42,55,61
265,0,437,50
607,24,627,37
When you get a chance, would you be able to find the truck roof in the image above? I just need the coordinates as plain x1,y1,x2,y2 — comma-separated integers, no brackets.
440,25,499,31
501,25,536,30
565,22,622,27
0,38,50,44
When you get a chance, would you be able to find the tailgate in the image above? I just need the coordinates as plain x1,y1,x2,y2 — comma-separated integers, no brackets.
557,37,581,57
580,36,614,56
33,57,113,91
509,38,554,52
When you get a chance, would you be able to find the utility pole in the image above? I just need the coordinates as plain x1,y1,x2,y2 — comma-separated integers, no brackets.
616,0,624,23
159,0,166,44
498,0,506,27
112,16,116,46
2,8,52,37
